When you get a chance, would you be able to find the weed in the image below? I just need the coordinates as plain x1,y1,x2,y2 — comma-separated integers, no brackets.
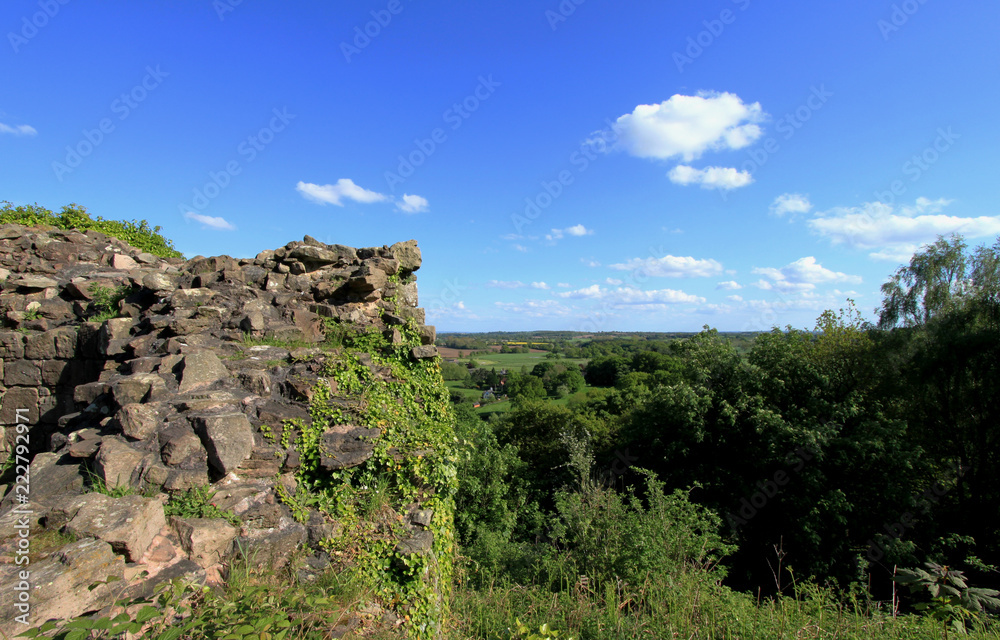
87,283,132,321
164,485,240,526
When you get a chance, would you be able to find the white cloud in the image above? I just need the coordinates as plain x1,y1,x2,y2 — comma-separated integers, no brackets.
557,282,572,288
753,256,862,294
557,284,704,305
771,193,813,218
727,294,744,302
868,245,920,263
513,244,528,253
605,278,624,285
716,280,742,290
546,224,594,241
0,122,37,136
558,284,603,299
486,280,525,289
668,165,753,190
703,303,736,314
183,211,236,231
583,258,601,267
427,301,481,322
396,193,429,214
808,197,1000,261
296,179,388,206
531,281,550,290
610,91,765,162
609,254,723,278
495,299,574,318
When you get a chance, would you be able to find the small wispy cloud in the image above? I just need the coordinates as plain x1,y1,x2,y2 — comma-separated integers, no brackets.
183,211,236,230
396,193,429,214
486,280,526,289
771,193,813,219
547,224,594,242
0,122,37,136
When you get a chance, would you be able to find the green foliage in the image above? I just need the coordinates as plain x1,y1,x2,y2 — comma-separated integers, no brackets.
506,619,574,640
453,404,531,578
1,201,182,258
543,472,734,587
277,318,457,639
895,562,1000,634
504,372,545,400
163,485,240,526
440,361,472,384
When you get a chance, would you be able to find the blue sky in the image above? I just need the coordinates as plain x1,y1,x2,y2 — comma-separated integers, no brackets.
3,1,998,332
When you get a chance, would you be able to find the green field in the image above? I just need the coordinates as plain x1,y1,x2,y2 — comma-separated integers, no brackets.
445,381,484,401
452,352,588,371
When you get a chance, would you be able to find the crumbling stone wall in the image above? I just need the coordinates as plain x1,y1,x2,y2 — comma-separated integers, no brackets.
0,223,450,638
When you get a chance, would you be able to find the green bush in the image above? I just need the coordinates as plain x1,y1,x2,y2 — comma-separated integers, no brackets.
0,201,182,258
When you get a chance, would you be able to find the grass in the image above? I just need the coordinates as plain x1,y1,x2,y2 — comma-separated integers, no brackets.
445,382,483,401
83,467,141,498
447,571,1000,640
240,332,318,351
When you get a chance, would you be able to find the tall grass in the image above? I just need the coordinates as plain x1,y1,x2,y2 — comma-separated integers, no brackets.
449,570,1000,639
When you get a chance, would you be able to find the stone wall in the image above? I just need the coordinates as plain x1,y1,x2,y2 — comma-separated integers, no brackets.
0,223,451,638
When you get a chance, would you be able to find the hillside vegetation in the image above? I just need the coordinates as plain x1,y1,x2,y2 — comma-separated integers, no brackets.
1,201,182,258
